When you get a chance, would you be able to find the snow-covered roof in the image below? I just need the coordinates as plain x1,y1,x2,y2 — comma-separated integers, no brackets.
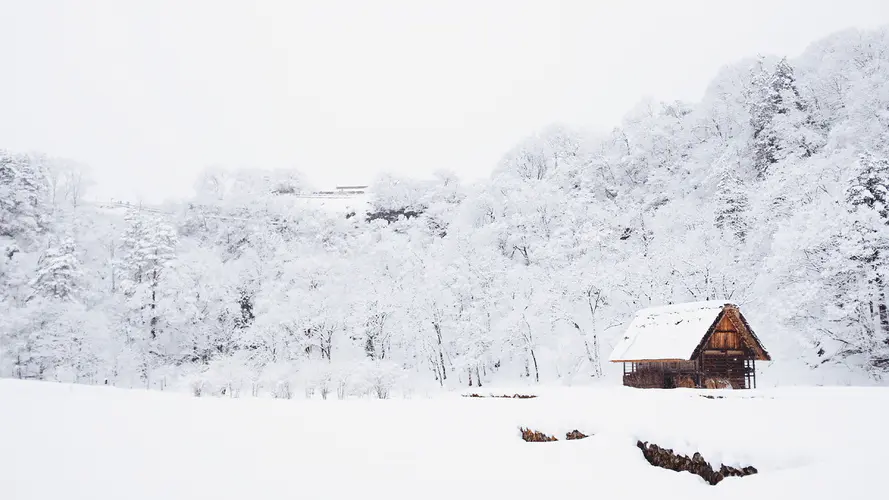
609,301,732,362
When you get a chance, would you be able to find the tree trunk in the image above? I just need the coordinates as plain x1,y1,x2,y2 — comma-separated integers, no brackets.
434,322,447,380
591,333,602,377
435,362,443,387
529,349,539,383
109,243,116,293
586,287,604,377
573,322,597,373
365,336,375,359
880,299,889,345
321,328,333,361
429,355,443,386
150,271,157,340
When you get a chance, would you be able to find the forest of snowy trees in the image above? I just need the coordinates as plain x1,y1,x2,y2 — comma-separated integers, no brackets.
2,27,889,396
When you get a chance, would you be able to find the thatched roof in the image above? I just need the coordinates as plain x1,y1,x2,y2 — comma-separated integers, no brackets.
609,301,769,362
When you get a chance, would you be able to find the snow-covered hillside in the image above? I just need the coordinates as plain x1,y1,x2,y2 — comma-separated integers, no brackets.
4,26,889,394
1,380,885,499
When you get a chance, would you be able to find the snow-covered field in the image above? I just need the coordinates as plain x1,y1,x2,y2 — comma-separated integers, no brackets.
1,380,885,499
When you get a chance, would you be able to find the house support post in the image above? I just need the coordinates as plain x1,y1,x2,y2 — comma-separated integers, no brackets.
752,358,756,389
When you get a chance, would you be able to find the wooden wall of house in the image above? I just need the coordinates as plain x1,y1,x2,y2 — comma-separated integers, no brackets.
705,313,743,350
623,357,749,389
697,311,753,388
623,361,699,389
623,370,665,389
699,352,746,389
638,361,697,372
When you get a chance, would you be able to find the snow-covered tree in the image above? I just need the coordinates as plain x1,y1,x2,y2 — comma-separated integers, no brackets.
30,236,81,301
847,153,889,221
0,151,50,244
714,167,750,241
119,211,179,341
749,58,824,177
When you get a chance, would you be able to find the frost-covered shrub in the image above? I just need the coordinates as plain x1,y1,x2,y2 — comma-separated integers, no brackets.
336,378,349,400
274,380,293,399
201,354,254,398
190,379,211,397
318,375,331,400
322,361,353,400
356,361,404,400
300,360,333,400
260,362,299,399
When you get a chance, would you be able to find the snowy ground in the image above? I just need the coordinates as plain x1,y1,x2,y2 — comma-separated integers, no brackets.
1,380,885,499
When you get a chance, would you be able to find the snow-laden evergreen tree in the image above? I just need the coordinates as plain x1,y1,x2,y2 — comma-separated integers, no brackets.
847,152,889,221
749,58,824,177
714,167,750,241
747,57,777,177
768,59,825,161
119,211,179,341
845,153,889,356
0,239,21,301
0,151,49,244
29,236,81,301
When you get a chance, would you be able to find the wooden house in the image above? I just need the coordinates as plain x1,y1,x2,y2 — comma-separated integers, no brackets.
609,301,770,389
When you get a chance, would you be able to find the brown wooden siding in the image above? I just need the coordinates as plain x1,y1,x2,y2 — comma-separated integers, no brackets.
706,314,742,350
623,370,667,389
638,361,697,371
716,314,735,332
707,330,742,350
700,351,746,389
623,360,702,388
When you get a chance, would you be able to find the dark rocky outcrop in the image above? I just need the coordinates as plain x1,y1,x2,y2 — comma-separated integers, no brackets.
565,430,589,440
636,441,757,485
519,428,591,442
520,428,558,442
719,464,759,479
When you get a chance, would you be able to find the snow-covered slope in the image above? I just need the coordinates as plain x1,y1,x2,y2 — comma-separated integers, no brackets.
1,380,884,499
6,27,889,392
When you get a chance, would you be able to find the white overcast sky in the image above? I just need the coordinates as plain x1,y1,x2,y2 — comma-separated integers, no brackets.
2,1,888,202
